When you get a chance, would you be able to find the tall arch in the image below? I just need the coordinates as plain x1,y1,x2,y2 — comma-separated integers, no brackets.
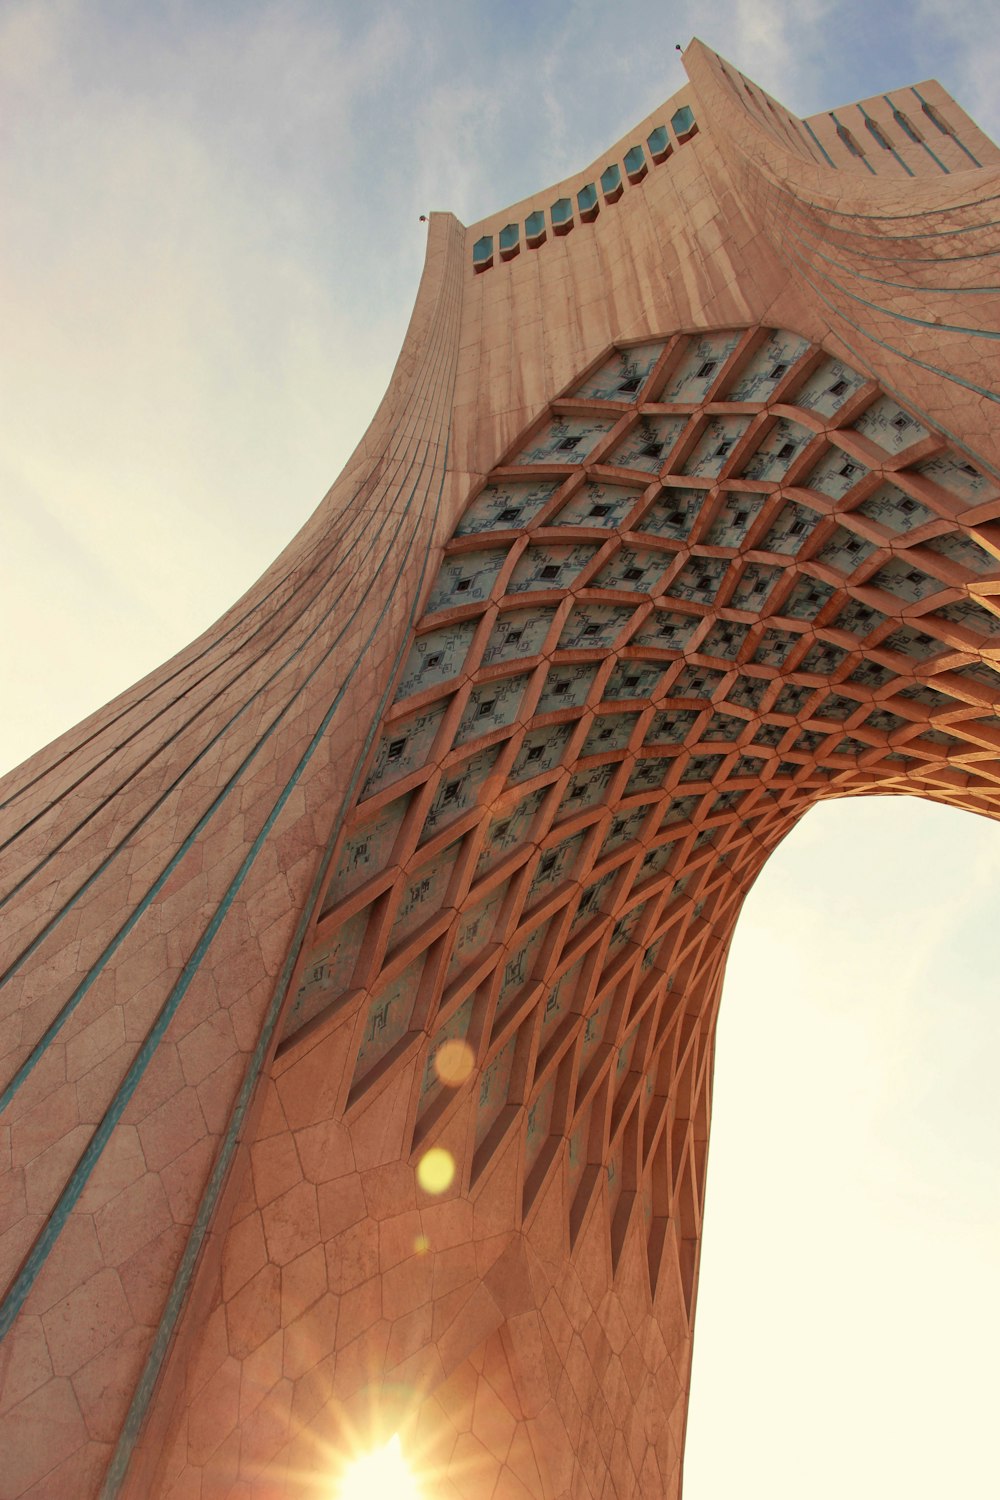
154,326,1000,1500
1,38,999,1500
284,322,1000,1296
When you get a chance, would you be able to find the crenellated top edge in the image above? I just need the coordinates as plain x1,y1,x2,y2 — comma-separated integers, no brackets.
464,38,1000,280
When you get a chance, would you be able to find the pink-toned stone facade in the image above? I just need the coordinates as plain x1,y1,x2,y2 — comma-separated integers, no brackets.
1,40,998,1500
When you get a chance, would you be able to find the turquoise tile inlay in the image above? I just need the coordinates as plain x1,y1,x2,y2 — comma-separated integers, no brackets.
551,196,573,230
670,105,696,140
623,144,647,182
647,125,671,162
525,209,546,246
499,222,520,258
601,162,623,200
577,182,599,221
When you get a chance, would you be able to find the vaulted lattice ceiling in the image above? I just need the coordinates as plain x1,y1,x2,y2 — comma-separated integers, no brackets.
278,325,1000,1314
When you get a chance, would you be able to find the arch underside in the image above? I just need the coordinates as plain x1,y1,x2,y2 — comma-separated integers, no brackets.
278,323,1000,1320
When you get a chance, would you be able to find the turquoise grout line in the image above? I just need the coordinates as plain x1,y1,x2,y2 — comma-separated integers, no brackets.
0,475,429,1343
0,247,457,997
774,212,1000,341
801,118,837,168
829,111,877,174
0,325,454,1349
0,455,424,919
0,485,427,1100
855,101,914,177
911,87,982,168
0,241,473,835
0,490,389,860
0,285,455,1107
785,185,1000,223
786,235,1000,345
883,94,949,175
0,238,463,1361
0,479,377,821
781,239,1000,414
98,261,465,1500
773,231,1000,294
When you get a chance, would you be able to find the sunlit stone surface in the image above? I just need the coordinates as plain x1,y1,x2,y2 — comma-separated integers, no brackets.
1,38,998,1500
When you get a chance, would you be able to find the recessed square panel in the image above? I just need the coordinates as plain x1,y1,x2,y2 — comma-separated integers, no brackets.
326,796,409,905
608,416,687,474
723,330,811,402
761,501,822,555
475,790,546,878
868,558,942,603
581,712,639,756
660,331,742,403
592,545,672,593
455,674,531,746
510,722,573,780
857,482,933,532
363,703,448,796
423,747,501,840
792,355,867,418
558,604,635,650
632,609,702,651
703,491,766,547
570,343,666,401
475,1032,520,1147
913,451,999,505
283,908,369,1041
681,416,751,478
670,556,729,605
551,480,644,528
515,415,618,465
741,418,813,481
396,622,477,700
852,395,928,454
816,526,878,573
603,660,667,701
509,543,598,593
426,551,506,612
483,607,558,665
353,960,424,1085
637,486,707,540
537,663,601,711
804,446,869,500
388,842,462,946
561,761,617,812
457,479,560,535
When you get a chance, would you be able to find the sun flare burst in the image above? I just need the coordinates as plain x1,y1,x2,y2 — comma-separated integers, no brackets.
337,1433,422,1500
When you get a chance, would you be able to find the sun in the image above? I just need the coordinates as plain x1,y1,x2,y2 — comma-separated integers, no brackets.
337,1433,422,1500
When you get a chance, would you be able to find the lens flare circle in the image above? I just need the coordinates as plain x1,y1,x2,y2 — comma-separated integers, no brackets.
416,1146,455,1194
434,1038,475,1086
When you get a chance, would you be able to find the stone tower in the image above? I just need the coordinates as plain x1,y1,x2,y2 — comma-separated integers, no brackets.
1,39,998,1500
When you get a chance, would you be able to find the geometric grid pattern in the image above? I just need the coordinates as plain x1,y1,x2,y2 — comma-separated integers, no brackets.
282,325,1000,1317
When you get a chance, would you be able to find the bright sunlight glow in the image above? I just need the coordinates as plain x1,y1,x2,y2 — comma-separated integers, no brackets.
338,1434,422,1500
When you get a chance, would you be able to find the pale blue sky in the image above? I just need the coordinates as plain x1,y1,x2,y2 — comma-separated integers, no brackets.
1,4,998,1496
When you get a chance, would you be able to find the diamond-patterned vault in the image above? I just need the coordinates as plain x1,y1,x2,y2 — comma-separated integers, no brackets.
279,325,1000,1310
